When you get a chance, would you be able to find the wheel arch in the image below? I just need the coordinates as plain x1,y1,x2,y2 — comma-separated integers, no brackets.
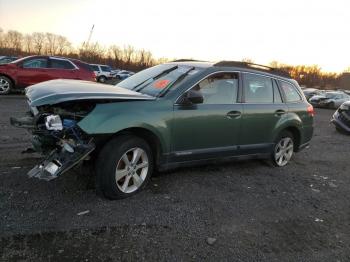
109,127,164,168
0,73,16,87
278,125,301,151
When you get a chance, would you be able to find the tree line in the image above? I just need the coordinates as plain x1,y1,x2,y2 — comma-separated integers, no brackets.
0,29,167,71
0,29,347,88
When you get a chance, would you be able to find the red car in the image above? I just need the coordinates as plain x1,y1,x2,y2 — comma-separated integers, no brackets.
0,56,96,94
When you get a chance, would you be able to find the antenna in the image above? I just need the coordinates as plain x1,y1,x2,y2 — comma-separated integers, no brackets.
83,25,94,49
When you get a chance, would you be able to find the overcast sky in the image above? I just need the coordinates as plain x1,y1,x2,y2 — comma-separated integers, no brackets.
1,0,349,72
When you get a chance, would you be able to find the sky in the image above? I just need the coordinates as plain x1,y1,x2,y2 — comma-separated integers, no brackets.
0,0,349,72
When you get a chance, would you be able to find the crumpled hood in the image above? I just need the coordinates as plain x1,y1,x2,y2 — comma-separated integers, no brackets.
26,79,155,107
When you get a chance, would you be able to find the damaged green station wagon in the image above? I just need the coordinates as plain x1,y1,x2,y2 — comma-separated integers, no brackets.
11,61,314,199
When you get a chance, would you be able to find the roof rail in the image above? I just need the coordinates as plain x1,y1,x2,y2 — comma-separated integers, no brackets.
214,61,290,78
171,59,206,62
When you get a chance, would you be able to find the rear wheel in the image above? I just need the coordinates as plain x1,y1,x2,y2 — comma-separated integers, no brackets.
0,76,12,95
272,131,294,167
98,76,107,83
96,135,153,199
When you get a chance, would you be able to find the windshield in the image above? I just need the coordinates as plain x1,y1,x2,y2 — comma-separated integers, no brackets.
117,64,200,97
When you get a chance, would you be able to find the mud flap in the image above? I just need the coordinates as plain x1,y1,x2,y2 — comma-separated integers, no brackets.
28,141,95,181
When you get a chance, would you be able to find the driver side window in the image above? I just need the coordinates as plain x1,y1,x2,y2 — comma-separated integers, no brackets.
183,73,238,104
23,58,48,69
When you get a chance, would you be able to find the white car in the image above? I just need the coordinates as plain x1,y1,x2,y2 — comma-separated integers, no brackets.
90,64,114,83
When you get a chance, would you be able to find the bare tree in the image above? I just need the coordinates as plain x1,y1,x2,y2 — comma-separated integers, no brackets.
23,34,33,53
5,30,23,52
32,32,45,54
56,35,72,55
45,33,58,55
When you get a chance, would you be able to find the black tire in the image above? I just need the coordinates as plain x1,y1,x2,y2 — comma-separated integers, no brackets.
96,135,153,200
271,130,294,167
98,76,107,83
329,102,335,109
0,75,13,95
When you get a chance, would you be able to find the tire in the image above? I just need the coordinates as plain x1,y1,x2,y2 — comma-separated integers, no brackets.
96,135,153,200
98,76,107,83
329,102,335,109
271,130,294,167
0,75,13,95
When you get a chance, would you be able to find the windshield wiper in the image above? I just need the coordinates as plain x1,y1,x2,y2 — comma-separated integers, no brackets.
158,66,195,97
132,65,178,92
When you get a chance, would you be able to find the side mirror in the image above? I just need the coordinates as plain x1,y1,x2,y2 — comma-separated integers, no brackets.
182,89,204,105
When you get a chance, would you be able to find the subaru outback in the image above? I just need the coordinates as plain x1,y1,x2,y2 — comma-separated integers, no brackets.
11,60,314,199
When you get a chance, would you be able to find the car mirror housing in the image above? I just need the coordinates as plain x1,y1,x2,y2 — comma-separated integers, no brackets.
182,89,204,105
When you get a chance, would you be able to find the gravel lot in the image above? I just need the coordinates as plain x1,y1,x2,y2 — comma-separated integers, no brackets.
1,95,350,261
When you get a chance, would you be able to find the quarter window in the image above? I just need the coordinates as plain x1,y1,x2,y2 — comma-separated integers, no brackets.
185,73,238,104
23,58,48,69
243,74,273,103
50,59,75,69
101,66,111,72
279,81,302,102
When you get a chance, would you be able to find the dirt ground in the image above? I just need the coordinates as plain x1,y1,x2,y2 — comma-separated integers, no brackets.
1,95,350,261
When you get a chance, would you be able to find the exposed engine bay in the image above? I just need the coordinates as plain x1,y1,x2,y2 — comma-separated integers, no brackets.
10,101,97,181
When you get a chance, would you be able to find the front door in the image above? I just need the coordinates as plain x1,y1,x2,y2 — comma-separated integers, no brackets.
171,72,243,162
16,57,51,87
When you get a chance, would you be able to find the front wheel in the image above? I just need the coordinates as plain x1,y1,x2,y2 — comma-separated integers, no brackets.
272,131,294,167
0,76,12,95
96,135,153,199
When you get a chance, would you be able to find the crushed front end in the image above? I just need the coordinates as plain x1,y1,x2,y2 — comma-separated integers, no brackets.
10,101,96,181
331,102,350,135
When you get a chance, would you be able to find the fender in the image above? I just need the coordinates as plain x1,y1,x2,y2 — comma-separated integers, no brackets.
78,99,173,153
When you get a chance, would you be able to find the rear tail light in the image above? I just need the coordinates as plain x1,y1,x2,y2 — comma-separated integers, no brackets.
307,104,314,117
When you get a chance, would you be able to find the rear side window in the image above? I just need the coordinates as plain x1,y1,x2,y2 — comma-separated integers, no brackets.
23,58,48,69
91,65,99,71
50,59,75,69
243,74,273,103
101,66,111,72
279,81,302,102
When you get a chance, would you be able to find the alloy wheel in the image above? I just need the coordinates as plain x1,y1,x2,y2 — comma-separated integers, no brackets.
115,147,149,193
0,78,10,94
274,137,294,166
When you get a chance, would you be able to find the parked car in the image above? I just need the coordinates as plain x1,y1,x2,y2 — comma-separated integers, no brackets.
331,101,350,134
116,70,134,80
302,88,324,101
10,60,314,199
0,56,18,64
90,64,114,83
309,91,350,109
0,56,96,94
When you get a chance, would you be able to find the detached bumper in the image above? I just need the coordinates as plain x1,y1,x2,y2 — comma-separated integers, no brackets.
28,141,95,181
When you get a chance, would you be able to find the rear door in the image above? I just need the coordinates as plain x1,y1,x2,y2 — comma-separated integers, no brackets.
48,58,79,80
240,73,288,154
16,57,51,87
171,72,243,161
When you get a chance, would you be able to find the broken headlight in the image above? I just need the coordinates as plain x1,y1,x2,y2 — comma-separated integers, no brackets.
45,115,63,131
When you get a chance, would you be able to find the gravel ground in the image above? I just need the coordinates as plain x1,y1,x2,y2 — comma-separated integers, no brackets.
1,95,350,261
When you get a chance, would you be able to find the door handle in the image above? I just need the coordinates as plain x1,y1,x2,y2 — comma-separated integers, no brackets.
275,109,286,116
226,111,241,119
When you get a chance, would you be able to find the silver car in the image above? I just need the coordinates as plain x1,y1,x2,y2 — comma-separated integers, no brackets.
309,91,350,109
